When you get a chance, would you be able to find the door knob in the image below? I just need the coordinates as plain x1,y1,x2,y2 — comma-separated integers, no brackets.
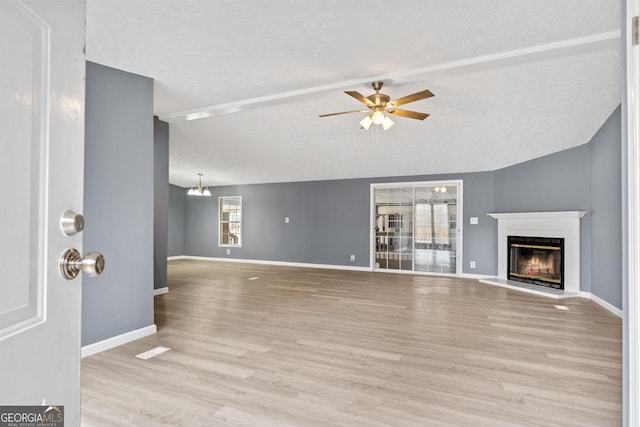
59,248,105,280
60,210,84,236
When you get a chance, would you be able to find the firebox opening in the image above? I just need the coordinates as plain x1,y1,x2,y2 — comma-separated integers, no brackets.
507,236,564,290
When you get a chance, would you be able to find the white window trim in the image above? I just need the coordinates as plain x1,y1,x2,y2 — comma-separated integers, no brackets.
218,196,242,248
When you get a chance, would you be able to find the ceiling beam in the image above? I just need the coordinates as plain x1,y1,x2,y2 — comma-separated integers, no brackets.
161,31,620,122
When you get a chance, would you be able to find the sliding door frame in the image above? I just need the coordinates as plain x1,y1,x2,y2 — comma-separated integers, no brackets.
370,180,463,276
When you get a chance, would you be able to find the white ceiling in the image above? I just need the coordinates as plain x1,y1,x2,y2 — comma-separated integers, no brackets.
86,0,621,188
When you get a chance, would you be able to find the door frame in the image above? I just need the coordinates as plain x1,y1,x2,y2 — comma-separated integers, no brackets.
369,179,463,276
625,0,639,424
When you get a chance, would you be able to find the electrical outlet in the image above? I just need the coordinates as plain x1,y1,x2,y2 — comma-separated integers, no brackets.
285,217,290,223
226,249,231,255
350,254,356,262
470,261,476,269
470,217,478,225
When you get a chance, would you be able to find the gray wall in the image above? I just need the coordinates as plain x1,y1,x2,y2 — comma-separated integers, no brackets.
154,117,169,289
168,184,185,256
83,62,154,346
183,180,373,267
493,145,591,212
590,106,622,309
171,107,622,309
180,172,497,274
455,173,496,275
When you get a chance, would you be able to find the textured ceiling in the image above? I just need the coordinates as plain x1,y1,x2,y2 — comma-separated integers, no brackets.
86,0,621,187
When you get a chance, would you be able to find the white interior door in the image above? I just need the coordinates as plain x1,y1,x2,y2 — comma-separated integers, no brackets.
0,1,86,424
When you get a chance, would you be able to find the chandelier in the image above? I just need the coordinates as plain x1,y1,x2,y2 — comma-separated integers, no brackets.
187,173,211,196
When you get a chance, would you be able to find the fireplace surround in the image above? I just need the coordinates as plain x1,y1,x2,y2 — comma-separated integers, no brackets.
484,211,587,296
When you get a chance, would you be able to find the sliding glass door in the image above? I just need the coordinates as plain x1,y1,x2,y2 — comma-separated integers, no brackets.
372,181,461,275
414,185,458,274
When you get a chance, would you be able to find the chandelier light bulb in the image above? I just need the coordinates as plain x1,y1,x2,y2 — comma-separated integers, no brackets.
360,115,373,130
371,110,385,125
187,173,212,196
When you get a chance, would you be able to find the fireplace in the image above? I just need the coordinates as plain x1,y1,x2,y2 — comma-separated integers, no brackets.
508,236,564,289
484,211,586,296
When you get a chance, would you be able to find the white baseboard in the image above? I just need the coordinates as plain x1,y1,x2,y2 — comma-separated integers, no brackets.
81,324,157,358
153,287,169,296
167,255,186,261
169,255,371,272
579,291,623,318
460,273,493,280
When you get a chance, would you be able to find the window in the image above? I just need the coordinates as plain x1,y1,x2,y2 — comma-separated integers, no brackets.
415,203,448,245
219,196,242,246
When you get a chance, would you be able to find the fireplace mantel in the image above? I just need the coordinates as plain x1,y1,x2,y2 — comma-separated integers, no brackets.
487,211,587,221
484,211,587,296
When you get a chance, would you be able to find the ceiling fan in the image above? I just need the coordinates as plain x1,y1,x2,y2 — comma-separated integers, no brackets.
319,81,434,130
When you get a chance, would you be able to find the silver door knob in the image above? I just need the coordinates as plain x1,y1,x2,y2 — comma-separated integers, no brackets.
60,210,84,236
59,248,105,280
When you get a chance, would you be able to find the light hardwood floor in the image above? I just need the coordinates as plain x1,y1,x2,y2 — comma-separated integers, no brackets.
81,260,622,426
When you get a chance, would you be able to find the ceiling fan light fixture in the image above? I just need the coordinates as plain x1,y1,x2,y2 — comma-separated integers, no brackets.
320,81,434,132
360,115,373,130
371,110,385,125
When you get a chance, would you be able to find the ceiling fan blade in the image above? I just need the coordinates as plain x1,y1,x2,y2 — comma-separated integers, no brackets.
344,91,375,107
387,109,430,120
319,109,368,117
389,89,434,107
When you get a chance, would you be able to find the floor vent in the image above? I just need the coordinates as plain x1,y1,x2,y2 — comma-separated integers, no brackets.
136,346,170,360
